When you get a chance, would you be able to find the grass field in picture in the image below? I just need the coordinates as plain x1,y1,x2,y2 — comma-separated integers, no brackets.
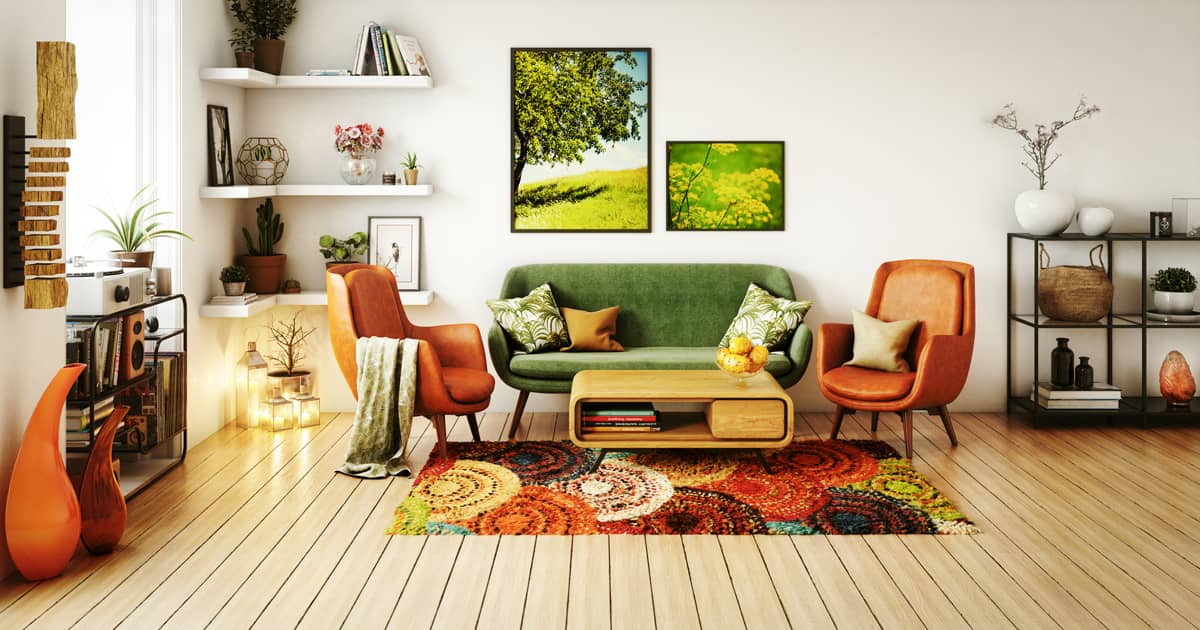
513,167,648,230
668,142,784,230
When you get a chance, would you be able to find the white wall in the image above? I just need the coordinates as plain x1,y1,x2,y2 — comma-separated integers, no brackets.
0,0,67,580
213,0,1200,417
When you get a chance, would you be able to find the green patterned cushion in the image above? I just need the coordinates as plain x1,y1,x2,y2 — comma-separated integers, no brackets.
487,283,570,353
720,283,813,349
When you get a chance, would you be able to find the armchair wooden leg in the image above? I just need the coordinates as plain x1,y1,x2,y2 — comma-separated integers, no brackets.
466,413,481,442
507,390,530,440
830,406,848,440
900,410,913,459
935,405,959,447
433,415,449,459
870,412,880,434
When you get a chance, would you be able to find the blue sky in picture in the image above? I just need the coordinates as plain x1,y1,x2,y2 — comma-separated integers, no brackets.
522,51,649,185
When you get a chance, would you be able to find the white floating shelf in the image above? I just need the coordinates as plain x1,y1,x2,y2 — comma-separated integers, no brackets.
200,184,433,199
200,290,434,318
200,67,433,89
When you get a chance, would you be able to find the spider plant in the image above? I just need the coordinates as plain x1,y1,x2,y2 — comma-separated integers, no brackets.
89,184,192,252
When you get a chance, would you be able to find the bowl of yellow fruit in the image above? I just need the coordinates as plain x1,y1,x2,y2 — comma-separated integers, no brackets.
716,335,770,383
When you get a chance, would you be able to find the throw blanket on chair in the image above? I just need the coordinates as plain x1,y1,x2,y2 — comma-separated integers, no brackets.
338,336,420,478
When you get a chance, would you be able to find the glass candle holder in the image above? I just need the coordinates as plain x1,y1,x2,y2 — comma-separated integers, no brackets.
263,387,294,432
293,385,321,428
236,342,269,428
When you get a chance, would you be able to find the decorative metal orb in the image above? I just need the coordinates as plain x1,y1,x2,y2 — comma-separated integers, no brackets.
236,137,289,185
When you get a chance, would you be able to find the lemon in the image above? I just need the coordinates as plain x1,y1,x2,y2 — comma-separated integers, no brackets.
729,336,753,355
721,352,750,373
749,345,769,366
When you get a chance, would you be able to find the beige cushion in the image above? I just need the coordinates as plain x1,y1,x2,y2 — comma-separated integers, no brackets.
561,306,625,352
844,310,919,373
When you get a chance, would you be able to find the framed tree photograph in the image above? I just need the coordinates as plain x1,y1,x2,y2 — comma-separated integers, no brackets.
666,141,785,231
367,216,421,290
511,48,650,232
206,105,234,186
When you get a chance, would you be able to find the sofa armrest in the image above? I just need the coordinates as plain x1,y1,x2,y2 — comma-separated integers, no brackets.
816,322,853,376
907,334,974,408
408,322,487,371
777,323,813,388
487,324,519,384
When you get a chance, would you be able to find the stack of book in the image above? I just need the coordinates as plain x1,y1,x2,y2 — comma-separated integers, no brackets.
1031,382,1121,410
209,293,258,306
352,22,431,77
580,402,660,433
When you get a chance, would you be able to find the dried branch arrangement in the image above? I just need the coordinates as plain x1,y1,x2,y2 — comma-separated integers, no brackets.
265,311,316,375
992,97,1100,190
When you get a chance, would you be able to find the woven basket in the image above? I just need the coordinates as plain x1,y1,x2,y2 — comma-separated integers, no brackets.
1037,244,1113,322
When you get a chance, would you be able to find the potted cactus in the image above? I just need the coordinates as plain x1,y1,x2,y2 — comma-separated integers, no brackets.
237,198,286,294
220,264,248,296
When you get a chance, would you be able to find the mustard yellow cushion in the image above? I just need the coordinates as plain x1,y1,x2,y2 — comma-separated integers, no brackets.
844,310,919,373
561,306,625,352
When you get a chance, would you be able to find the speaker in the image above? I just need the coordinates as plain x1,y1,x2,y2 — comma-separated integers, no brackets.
119,312,146,383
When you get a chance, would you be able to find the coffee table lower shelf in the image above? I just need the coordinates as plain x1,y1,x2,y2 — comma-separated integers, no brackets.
573,411,789,449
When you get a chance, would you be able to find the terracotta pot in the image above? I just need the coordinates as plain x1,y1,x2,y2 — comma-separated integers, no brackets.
80,405,130,554
237,254,287,294
254,38,285,75
234,51,255,68
403,168,419,185
5,364,86,581
1160,350,1196,406
113,250,154,269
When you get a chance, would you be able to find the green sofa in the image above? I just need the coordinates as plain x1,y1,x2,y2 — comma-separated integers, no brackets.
488,263,813,437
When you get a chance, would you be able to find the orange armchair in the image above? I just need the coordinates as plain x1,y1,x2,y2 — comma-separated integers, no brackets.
327,264,496,458
817,260,975,459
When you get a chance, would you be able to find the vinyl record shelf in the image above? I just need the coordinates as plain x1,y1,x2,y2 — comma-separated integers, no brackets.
1007,232,1200,425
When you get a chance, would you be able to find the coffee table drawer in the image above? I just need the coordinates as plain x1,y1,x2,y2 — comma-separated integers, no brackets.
706,399,786,439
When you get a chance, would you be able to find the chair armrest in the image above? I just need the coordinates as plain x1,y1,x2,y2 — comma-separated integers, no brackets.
487,324,519,384
816,322,854,376
777,323,813,388
408,322,487,371
907,334,974,408
411,338,460,413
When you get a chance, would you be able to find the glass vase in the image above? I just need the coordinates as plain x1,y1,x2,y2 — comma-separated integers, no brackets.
340,152,376,185
1050,337,1074,387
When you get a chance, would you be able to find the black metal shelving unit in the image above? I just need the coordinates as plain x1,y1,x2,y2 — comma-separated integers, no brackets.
66,293,188,498
1007,232,1200,426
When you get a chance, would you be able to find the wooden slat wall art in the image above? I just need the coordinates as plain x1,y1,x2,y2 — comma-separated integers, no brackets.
21,145,69,307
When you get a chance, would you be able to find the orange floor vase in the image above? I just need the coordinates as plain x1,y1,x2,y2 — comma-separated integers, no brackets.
5,364,86,580
80,405,129,554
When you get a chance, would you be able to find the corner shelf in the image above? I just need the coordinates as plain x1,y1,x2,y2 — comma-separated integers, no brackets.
200,67,433,89
200,184,433,199
199,290,433,318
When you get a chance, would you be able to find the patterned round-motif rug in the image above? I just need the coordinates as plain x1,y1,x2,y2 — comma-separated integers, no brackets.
389,440,977,536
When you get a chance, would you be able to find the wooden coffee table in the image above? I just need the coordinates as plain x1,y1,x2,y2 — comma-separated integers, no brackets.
569,370,794,472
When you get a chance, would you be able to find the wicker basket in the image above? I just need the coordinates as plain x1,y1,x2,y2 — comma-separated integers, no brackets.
1037,244,1113,322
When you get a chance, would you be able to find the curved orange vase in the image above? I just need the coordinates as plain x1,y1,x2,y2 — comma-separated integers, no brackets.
5,364,85,581
80,405,129,554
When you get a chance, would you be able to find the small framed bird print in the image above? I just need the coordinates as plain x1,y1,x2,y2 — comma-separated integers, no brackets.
368,216,421,290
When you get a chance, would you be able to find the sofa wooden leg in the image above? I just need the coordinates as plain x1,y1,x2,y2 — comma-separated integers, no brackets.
870,412,880,434
508,390,530,440
901,410,913,459
830,406,847,440
466,413,481,442
936,405,959,447
433,415,448,459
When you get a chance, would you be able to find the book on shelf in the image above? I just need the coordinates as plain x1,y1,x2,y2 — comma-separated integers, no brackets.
581,402,655,416
209,293,259,305
1033,395,1121,410
305,69,352,76
582,417,660,424
393,34,431,77
386,31,408,76
1033,382,1121,400
581,426,662,433
350,22,431,77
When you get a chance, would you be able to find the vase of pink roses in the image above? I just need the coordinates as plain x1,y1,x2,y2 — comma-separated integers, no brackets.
335,123,384,185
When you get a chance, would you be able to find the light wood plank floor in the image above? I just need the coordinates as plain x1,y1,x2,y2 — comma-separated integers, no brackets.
1,409,1198,629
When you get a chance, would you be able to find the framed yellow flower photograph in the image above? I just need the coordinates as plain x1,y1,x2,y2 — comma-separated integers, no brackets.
667,141,784,231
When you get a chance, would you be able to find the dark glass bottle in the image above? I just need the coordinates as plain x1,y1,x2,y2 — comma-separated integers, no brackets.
1075,356,1094,389
1050,337,1074,387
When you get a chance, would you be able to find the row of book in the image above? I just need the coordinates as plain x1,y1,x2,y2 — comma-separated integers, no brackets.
66,353,184,451
1031,381,1121,410
580,402,660,433
348,22,430,77
66,321,128,397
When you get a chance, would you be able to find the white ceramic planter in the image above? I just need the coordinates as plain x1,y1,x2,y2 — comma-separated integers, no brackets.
1154,290,1196,314
1076,206,1114,237
1015,190,1075,235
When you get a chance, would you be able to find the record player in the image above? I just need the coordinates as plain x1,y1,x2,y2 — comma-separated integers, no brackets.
65,256,150,316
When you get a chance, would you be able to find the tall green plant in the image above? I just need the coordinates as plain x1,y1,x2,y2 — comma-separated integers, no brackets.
228,0,297,40
89,184,192,252
243,198,284,256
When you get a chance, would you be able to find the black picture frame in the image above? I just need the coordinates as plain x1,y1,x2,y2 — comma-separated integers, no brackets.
207,104,234,187
1150,211,1173,238
665,140,785,231
511,47,651,233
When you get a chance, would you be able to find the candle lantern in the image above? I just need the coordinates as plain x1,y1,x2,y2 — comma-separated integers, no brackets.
293,384,321,428
264,387,294,432
235,341,269,428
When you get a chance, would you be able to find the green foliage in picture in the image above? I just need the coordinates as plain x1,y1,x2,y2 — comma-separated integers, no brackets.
667,142,784,231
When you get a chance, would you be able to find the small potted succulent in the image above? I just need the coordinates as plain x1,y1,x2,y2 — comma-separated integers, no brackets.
318,231,368,268
1151,267,1198,314
220,264,248,296
281,279,301,294
402,152,421,185
229,26,255,68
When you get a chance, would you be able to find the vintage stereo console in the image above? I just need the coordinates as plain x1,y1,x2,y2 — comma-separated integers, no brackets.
65,267,149,316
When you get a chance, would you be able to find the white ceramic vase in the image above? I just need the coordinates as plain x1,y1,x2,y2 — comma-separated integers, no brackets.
1015,190,1075,235
1154,291,1196,314
1076,207,1114,237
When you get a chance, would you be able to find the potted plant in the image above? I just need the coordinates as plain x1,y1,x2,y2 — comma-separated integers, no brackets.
281,279,301,294
1151,267,1197,314
238,198,286,294
402,152,421,185
334,123,384,184
228,0,297,75
220,264,248,296
264,311,316,400
991,97,1100,236
318,231,367,268
229,26,255,68
90,184,192,268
